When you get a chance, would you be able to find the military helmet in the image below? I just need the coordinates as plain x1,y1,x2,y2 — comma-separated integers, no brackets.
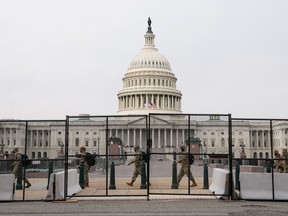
180,144,186,151
274,149,279,154
134,145,140,151
80,146,86,152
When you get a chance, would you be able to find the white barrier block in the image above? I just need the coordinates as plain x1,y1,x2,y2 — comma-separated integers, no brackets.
0,174,15,201
240,172,273,200
46,169,82,201
273,173,288,200
209,168,230,198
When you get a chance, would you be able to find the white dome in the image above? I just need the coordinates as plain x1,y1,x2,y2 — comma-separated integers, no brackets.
128,49,171,71
117,18,182,115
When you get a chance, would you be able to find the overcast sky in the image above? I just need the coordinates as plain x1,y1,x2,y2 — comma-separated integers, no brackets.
0,0,287,120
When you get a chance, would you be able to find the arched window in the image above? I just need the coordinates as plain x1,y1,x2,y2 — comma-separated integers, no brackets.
259,152,263,158
75,138,79,147
253,152,257,158
221,138,225,147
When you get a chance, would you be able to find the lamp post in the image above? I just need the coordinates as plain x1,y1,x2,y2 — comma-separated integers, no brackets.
59,142,64,158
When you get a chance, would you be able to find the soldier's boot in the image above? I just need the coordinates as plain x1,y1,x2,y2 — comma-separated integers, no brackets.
126,180,135,186
25,181,32,188
190,177,197,187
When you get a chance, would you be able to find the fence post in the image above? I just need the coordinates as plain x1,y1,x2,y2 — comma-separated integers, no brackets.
16,163,23,190
235,161,240,190
140,161,147,189
109,161,116,189
47,160,54,190
171,152,178,189
266,160,272,173
203,162,209,189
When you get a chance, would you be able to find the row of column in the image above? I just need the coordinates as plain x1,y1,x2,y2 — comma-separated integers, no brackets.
119,94,181,111
249,130,271,149
109,128,190,149
29,130,51,148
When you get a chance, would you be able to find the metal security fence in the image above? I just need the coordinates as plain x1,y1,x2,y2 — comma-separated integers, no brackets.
2,115,287,202
0,119,66,202
231,118,288,201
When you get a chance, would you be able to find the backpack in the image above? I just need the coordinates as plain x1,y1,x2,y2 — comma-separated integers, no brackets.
86,152,96,167
141,151,149,163
189,154,195,165
21,154,31,167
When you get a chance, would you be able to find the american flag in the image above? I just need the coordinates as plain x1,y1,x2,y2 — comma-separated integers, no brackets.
148,103,156,108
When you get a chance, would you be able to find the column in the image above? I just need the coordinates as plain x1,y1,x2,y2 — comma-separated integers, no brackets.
121,129,124,142
162,95,165,109
127,129,130,147
9,128,13,147
164,129,167,147
170,129,173,147
133,129,136,146
115,129,118,138
139,129,142,148
3,128,6,146
30,130,33,147
256,130,259,149
262,130,264,148
182,129,185,145
158,129,161,148
176,129,179,147
268,130,271,148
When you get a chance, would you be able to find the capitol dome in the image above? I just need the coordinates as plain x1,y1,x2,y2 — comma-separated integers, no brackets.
128,49,171,71
117,18,182,115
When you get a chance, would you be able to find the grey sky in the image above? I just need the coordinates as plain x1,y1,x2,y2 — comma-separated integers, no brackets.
0,0,287,120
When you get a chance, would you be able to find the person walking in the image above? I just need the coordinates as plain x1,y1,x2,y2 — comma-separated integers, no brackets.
282,148,288,173
177,145,197,187
11,147,32,188
126,145,142,186
80,146,89,187
273,149,283,173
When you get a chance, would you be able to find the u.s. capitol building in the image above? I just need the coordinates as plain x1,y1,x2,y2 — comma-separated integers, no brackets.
0,19,287,162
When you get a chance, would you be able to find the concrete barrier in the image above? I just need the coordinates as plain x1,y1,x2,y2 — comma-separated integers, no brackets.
45,169,82,201
0,174,15,201
240,165,264,173
209,168,230,198
240,172,288,200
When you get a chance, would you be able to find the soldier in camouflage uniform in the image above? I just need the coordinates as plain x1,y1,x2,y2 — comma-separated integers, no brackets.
177,145,197,187
80,146,89,187
126,145,142,186
282,148,288,173
11,147,31,188
273,149,283,173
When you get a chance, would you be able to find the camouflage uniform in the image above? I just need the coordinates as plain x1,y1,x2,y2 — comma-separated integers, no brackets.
177,145,197,187
282,149,288,173
126,146,142,186
80,147,89,187
273,149,283,173
11,148,31,188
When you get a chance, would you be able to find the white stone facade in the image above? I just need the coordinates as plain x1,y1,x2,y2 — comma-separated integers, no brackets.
0,19,288,161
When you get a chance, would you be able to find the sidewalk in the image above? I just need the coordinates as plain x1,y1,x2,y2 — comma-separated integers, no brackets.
13,177,216,201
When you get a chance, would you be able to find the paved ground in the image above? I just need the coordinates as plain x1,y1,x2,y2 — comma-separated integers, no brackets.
1,199,288,216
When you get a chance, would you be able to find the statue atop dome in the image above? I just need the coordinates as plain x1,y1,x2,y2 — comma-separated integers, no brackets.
148,17,151,27
147,17,153,34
